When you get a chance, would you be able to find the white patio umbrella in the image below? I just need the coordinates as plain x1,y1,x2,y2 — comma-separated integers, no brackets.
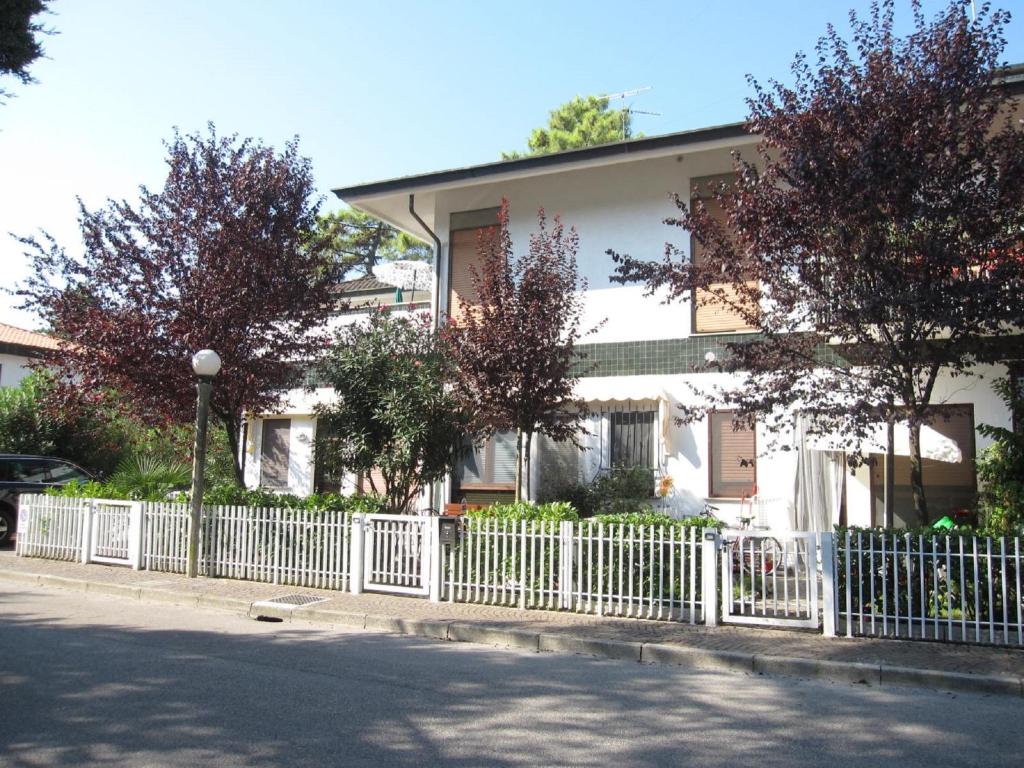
372,260,433,302
804,421,962,463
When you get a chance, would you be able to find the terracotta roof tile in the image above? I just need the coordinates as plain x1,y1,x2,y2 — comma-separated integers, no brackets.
0,322,63,352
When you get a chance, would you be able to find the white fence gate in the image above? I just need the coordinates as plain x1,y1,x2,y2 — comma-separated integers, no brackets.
87,500,142,566
353,513,432,596
720,530,824,630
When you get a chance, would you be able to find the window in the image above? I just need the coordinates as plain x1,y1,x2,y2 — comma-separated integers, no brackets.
313,419,341,494
46,461,90,484
869,405,976,527
260,419,291,490
12,459,54,484
690,174,758,334
447,208,499,323
609,411,656,469
458,430,517,487
709,411,756,498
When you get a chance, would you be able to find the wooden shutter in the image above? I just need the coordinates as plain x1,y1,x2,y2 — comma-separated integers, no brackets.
710,411,756,498
691,195,758,333
260,419,291,489
448,227,489,322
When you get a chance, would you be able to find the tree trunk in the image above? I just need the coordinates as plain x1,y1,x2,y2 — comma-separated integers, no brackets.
514,428,524,503
524,431,533,502
222,413,245,487
907,419,928,526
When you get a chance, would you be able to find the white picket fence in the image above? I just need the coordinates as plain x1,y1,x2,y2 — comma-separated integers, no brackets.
439,519,704,623
15,495,1024,647
15,495,86,561
835,531,1023,646
201,505,350,590
17,495,350,591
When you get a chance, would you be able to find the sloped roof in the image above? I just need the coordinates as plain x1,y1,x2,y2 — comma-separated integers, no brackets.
0,322,62,352
335,275,396,293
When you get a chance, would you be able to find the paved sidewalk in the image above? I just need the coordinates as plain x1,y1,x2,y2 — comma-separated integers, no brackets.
2,549,1022,697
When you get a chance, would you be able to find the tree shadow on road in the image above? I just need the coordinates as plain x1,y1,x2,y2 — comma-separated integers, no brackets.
0,588,1020,768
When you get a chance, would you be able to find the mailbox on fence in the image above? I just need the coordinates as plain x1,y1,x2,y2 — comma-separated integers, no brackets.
438,516,461,548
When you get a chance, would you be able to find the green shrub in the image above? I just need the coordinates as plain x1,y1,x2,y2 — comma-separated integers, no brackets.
549,467,655,518
106,454,191,499
49,479,387,515
592,512,723,530
832,526,1019,623
0,372,140,476
51,479,133,500
975,377,1024,536
465,501,578,523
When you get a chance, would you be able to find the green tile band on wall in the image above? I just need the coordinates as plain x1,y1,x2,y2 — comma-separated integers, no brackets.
304,332,847,385
574,333,844,377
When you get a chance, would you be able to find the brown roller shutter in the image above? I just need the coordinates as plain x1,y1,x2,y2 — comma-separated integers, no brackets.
448,226,498,322
710,411,756,498
260,419,291,490
691,193,758,333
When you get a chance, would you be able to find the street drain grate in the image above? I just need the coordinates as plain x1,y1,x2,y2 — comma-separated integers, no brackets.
255,594,329,608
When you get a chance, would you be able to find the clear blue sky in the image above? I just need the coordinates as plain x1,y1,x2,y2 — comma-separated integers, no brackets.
2,0,1022,329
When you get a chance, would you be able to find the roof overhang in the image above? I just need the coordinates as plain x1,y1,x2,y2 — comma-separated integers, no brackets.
334,64,1024,238
333,122,755,236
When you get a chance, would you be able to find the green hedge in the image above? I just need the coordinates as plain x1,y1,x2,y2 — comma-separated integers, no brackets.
833,527,1021,624
465,501,579,523
48,481,386,515
591,512,723,530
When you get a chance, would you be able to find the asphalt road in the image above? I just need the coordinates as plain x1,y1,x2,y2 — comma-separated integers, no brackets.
1,584,1021,768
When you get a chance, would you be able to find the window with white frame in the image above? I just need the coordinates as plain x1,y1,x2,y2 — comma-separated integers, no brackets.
458,429,517,487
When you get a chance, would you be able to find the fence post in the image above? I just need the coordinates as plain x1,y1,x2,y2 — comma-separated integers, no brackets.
127,502,145,570
428,516,441,603
80,500,94,564
349,513,365,595
559,520,574,610
819,532,837,638
15,495,30,556
701,528,719,627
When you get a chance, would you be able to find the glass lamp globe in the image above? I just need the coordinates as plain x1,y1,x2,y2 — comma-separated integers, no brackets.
191,349,222,378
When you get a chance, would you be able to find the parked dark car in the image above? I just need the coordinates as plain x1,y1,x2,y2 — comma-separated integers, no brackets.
0,455,94,546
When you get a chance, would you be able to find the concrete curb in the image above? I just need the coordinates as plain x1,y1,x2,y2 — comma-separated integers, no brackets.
539,633,643,661
3,567,1022,699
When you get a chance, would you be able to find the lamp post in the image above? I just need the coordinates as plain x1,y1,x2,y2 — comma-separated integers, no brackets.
186,349,221,578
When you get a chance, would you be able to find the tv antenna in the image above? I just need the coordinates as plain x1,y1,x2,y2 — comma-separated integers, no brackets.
601,86,660,140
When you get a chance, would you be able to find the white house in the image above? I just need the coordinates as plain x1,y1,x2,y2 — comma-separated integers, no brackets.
323,119,1015,530
241,273,430,496
0,322,62,388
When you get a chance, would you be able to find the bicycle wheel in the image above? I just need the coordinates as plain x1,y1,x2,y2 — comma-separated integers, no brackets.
761,537,783,575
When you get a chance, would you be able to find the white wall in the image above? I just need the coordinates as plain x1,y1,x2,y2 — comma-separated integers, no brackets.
0,353,34,388
420,151,1015,527
431,148,745,339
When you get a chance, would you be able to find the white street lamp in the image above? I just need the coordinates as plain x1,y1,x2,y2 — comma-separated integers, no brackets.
186,349,221,578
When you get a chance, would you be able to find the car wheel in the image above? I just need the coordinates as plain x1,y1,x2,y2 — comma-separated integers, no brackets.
0,508,13,547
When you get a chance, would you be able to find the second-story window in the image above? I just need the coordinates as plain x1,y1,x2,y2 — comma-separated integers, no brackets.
690,174,758,334
448,208,500,322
